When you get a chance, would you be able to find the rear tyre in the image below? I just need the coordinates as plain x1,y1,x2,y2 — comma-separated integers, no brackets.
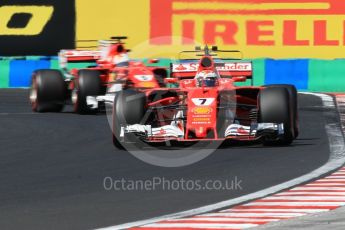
30,70,66,112
112,90,146,149
265,84,299,138
259,87,294,145
73,70,102,114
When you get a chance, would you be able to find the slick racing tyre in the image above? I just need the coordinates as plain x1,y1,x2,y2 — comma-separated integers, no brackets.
30,70,67,112
73,70,102,114
265,84,299,138
259,87,294,145
112,90,146,149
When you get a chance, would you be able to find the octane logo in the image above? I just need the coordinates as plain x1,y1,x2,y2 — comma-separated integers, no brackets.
0,6,53,36
150,0,345,47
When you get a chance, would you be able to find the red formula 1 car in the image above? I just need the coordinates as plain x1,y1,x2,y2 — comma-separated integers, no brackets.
29,37,168,114
112,46,298,149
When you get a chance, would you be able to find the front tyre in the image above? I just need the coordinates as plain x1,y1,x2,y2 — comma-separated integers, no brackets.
73,70,102,114
259,87,294,145
112,90,146,149
265,84,299,138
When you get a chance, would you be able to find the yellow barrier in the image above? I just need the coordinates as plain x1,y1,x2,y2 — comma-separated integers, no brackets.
76,0,345,59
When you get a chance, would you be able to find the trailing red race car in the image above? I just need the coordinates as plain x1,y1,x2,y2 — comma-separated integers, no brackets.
112,45,299,149
29,37,168,114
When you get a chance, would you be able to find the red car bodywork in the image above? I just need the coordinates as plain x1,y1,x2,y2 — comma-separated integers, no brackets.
59,38,165,92
125,50,266,142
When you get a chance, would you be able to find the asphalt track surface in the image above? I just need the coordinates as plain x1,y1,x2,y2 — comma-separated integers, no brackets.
0,89,332,230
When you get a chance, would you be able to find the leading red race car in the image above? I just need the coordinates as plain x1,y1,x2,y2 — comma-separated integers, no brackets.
29,37,168,114
112,45,299,149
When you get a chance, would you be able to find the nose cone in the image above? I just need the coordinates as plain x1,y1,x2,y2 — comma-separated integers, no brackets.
195,127,207,138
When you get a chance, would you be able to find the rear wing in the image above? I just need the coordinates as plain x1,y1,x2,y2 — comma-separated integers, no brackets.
58,50,101,69
171,62,253,79
59,36,128,66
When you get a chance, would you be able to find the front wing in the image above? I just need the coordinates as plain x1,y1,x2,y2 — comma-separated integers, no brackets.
120,123,284,142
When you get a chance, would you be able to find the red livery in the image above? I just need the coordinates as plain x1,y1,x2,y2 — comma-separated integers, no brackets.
112,45,299,149
29,37,167,114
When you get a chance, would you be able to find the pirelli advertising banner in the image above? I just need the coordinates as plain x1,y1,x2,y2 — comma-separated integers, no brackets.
2,0,345,58
76,0,345,59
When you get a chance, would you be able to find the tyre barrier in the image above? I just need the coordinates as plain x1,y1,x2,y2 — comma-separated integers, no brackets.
1,56,345,92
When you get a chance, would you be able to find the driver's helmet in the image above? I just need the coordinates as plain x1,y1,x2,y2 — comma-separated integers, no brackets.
195,70,218,87
113,53,129,67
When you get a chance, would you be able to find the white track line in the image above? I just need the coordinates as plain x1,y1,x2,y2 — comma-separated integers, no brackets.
243,202,345,206
202,213,305,217
165,217,283,222
275,192,345,196
97,93,345,230
292,187,345,191
141,223,257,228
223,209,328,213
263,196,345,201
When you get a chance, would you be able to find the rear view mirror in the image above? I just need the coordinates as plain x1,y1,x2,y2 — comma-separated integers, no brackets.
232,76,247,82
164,78,178,84
148,59,159,64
